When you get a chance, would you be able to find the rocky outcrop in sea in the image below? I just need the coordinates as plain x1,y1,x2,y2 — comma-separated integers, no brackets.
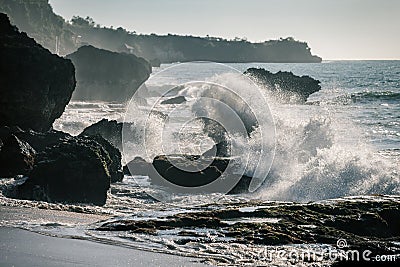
244,68,321,103
66,45,152,102
124,154,251,194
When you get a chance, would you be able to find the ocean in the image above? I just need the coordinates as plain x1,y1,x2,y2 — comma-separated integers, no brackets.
1,60,399,265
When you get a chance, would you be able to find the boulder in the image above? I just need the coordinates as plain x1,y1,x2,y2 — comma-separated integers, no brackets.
16,137,111,206
160,96,186,105
124,154,251,194
0,125,123,183
80,119,123,150
0,13,76,132
82,134,123,183
244,68,321,103
66,45,151,102
123,156,153,176
0,134,36,177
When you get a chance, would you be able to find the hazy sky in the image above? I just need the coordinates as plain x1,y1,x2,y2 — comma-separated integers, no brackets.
49,0,400,60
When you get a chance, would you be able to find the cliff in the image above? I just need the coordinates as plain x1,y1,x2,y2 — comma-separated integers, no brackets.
0,0,322,63
0,0,75,55
66,45,151,102
0,13,76,132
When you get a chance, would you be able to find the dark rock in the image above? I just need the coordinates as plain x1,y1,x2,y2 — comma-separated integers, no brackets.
80,119,123,150
0,13,76,131
66,45,151,102
123,156,154,176
97,196,400,263
151,154,250,193
17,130,71,152
244,68,321,103
0,125,123,184
83,134,123,183
160,96,186,105
16,137,111,205
0,134,36,177
0,126,71,153
124,154,253,193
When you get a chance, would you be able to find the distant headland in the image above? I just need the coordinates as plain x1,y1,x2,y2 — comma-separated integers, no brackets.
0,0,322,64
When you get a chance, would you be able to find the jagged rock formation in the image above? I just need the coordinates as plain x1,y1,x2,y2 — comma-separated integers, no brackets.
66,45,151,102
80,134,123,183
80,119,123,150
0,126,123,205
16,137,111,206
244,68,321,103
0,13,76,132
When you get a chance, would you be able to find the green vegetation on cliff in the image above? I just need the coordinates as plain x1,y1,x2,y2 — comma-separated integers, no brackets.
0,0,322,63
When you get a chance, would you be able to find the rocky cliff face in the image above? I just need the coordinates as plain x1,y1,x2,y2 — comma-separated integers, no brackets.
66,45,151,102
0,13,76,132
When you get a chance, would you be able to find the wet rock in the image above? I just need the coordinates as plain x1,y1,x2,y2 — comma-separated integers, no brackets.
0,134,36,177
16,137,111,205
0,125,71,153
0,13,76,131
86,135,123,183
151,154,250,193
244,68,321,103
100,197,400,258
123,156,154,176
66,45,151,102
160,96,186,105
80,119,123,150
124,153,252,194
0,126,123,184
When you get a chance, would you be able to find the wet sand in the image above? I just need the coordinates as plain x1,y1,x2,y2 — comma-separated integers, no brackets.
0,206,208,266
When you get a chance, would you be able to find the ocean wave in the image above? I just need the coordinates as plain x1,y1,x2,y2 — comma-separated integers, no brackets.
350,91,400,102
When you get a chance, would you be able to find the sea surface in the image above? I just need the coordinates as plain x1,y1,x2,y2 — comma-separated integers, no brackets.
1,60,399,265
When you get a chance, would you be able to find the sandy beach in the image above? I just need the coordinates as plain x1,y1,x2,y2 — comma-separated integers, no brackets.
0,206,208,267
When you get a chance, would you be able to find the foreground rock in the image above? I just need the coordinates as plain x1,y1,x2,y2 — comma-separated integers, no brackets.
98,196,400,265
17,137,111,206
0,126,123,204
66,45,151,102
0,135,36,177
0,13,76,132
244,68,321,103
0,126,123,183
81,134,123,183
125,154,251,194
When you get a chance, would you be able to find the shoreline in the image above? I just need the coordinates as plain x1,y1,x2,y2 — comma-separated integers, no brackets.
0,206,208,266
